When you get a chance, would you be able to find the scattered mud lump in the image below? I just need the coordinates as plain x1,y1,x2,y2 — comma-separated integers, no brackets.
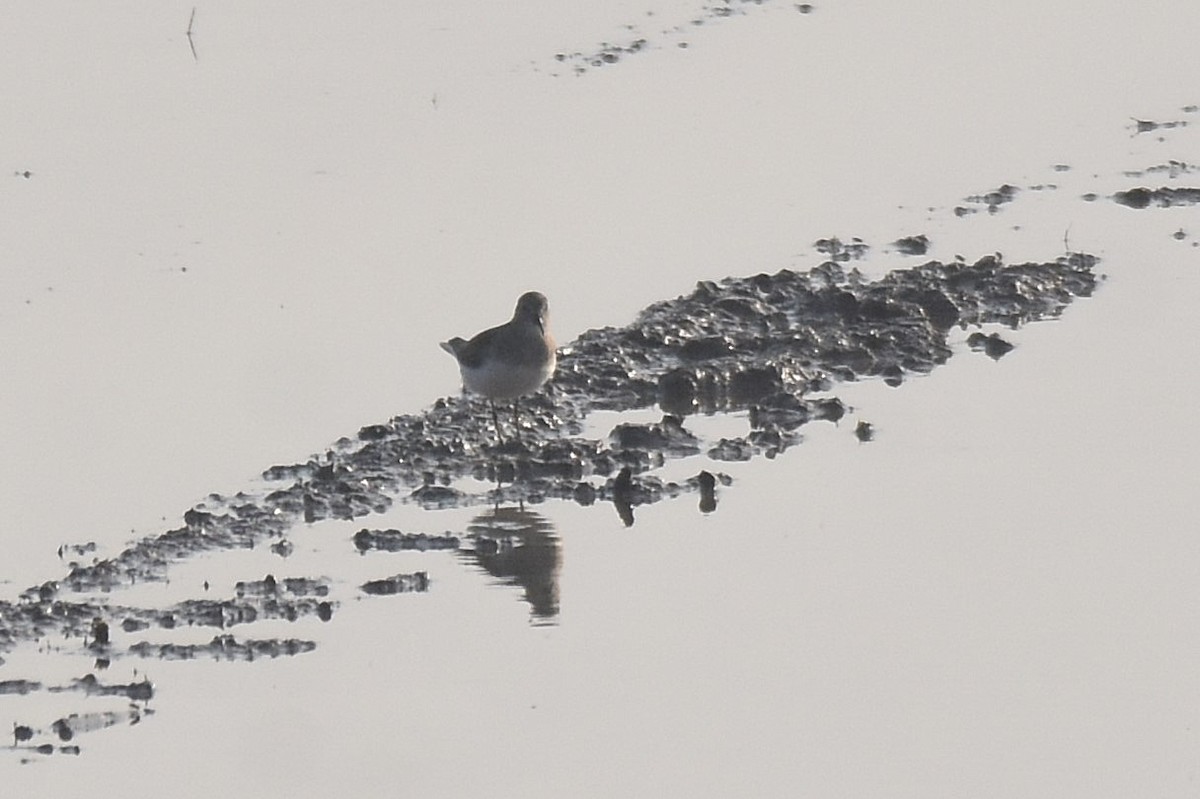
855,420,874,442
708,438,755,462
963,184,1019,213
51,719,74,742
360,572,430,596
89,617,109,646
0,680,42,696
610,417,700,457
410,484,464,509
893,235,930,255
1123,160,1195,179
235,575,329,598
66,674,154,702
1132,117,1188,134
1113,187,1200,209
968,332,1014,359
814,236,869,261
128,635,316,661
353,529,460,553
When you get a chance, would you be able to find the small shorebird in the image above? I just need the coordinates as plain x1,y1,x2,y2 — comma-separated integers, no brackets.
440,291,557,439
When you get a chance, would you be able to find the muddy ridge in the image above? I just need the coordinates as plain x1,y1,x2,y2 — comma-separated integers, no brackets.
0,253,1096,754
8,254,1098,604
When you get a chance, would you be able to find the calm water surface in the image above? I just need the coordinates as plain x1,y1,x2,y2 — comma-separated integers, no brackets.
2,2,1198,796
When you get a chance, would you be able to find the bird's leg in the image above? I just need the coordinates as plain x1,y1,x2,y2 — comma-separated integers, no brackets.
490,400,505,444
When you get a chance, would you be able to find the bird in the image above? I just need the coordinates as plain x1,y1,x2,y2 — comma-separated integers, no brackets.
440,292,557,440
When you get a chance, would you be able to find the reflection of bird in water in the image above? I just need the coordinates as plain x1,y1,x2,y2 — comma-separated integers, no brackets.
460,506,561,623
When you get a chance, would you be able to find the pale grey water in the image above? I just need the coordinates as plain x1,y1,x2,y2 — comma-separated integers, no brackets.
2,1,1198,796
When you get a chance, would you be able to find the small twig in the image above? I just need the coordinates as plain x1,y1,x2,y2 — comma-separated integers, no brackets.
186,7,198,62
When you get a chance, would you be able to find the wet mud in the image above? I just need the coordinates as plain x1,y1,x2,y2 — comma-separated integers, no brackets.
548,0,806,76
956,184,1019,216
1,251,1096,755
1113,186,1200,208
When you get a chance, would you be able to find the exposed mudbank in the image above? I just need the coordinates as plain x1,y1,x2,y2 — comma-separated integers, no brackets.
10,253,1098,599
1114,186,1200,208
0,252,1096,754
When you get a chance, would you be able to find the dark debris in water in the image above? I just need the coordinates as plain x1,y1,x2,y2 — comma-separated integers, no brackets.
128,635,316,661
353,529,461,553
550,0,788,76
1113,186,1200,209
892,235,930,256
814,236,869,261
1131,117,1189,135
957,184,1019,215
360,572,430,596
11,705,150,755
967,331,1015,359
1122,160,1195,179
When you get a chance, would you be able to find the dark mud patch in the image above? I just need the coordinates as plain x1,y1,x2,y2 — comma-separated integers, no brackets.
1131,117,1189,135
1122,160,1196,179
128,635,316,661
549,0,799,75
360,572,430,596
9,692,152,755
814,236,870,261
1113,187,1200,209
354,529,461,553
956,184,1019,215
554,38,647,74
967,332,1015,360
892,235,930,256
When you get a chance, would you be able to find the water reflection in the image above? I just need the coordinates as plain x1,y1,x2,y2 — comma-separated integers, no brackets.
460,507,561,624
609,463,720,527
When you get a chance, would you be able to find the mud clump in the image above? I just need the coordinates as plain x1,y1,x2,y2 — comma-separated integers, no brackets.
957,184,1019,215
968,332,1015,359
128,635,316,661
1114,187,1200,208
353,529,461,553
893,235,930,255
360,572,430,596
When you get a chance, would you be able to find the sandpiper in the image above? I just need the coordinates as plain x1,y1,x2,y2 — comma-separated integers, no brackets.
440,291,557,438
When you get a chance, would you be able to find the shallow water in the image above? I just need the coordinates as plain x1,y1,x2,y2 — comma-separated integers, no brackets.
2,1,1199,796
